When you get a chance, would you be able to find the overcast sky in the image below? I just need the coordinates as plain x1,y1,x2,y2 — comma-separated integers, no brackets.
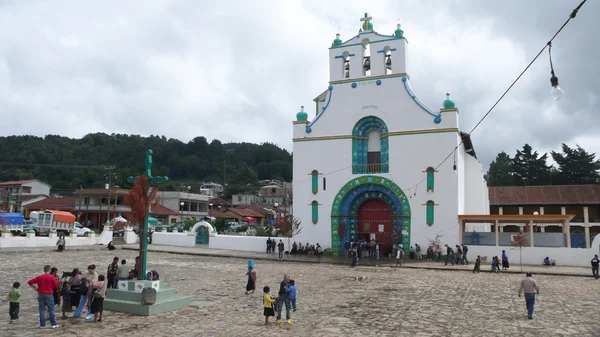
0,0,598,170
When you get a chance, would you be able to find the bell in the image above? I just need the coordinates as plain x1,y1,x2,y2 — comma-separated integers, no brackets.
363,56,371,70
386,55,392,67
344,62,349,71
345,71,350,78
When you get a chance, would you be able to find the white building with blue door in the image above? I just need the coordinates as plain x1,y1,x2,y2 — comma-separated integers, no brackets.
292,13,489,256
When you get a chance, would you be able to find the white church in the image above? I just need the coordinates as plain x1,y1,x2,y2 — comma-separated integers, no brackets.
292,13,489,256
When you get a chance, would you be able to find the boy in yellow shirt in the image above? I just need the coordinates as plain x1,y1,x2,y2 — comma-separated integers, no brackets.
263,286,275,325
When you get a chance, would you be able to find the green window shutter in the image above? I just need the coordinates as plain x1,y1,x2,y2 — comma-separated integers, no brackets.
426,167,435,191
426,201,434,226
311,201,319,224
311,170,318,194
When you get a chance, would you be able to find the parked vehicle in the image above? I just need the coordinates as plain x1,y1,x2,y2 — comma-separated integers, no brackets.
74,222,93,236
227,222,241,232
0,212,25,235
113,225,138,237
30,210,76,236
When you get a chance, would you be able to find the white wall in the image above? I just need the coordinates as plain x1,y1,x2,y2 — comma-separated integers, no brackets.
0,231,99,248
152,232,196,247
24,181,51,196
468,244,600,268
209,235,277,253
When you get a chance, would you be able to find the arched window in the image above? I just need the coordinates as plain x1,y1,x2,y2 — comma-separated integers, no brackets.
311,201,319,224
352,116,389,174
426,167,435,192
362,39,371,76
426,200,435,226
311,170,319,194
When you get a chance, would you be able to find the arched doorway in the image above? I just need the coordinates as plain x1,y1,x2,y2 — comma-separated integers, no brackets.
358,199,393,255
331,176,411,256
196,226,209,245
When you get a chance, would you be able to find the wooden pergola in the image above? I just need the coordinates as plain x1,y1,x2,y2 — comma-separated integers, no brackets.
458,214,576,248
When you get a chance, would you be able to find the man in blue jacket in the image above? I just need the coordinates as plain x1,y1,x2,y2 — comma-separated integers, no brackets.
276,274,291,325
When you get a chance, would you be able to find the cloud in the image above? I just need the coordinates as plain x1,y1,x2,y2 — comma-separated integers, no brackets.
0,0,598,171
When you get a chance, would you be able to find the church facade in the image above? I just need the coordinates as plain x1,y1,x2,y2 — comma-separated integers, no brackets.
292,14,489,256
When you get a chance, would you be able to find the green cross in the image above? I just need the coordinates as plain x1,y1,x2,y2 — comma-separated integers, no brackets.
127,149,169,280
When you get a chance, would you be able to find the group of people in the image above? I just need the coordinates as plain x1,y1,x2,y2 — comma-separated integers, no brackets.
6,255,143,329
443,244,470,266
20,264,107,328
265,238,324,260
263,274,297,325
344,239,381,260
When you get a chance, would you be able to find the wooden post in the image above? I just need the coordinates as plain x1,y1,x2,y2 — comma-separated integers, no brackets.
584,206,590,248
539,206,544,215
529,220,534,247
518,207,523,215
564,220,571,248
495,219,499,246
498,207,503,215
561,207,566,215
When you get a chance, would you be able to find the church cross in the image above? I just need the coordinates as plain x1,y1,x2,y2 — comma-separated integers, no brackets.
360,13,372,23
127,149,169,280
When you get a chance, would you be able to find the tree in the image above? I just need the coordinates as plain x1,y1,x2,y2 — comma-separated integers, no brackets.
485,152,516,186
212,217,229,234
276,214,302,251
427,233,444,260
512,144,552,186
551,144,600,185
511,231,529,272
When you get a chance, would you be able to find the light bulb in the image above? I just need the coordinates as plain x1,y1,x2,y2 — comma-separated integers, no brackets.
550,75,563,101
551,86,564,100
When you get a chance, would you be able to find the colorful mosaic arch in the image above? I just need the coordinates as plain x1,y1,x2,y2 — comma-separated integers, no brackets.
352,116,389,174
331,176,411,256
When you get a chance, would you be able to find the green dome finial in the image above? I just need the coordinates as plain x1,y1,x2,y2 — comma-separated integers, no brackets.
296,106,308,121
394,24,404,38
443,93,456,109
333,33,342,46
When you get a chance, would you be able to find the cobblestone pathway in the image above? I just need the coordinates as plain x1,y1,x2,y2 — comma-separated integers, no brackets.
0,249,598,337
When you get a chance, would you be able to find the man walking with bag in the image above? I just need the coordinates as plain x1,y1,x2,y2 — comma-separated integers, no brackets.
518,273,540,319
591,254,599,279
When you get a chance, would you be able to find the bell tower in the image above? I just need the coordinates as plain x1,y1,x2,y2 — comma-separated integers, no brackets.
328,14,408,82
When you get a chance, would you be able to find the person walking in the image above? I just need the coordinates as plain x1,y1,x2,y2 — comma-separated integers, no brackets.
276,274,291,325
344,239,351,258
455,245,463,265
277,240,285,261
245,267,256,295
518,273,540,319
28,265,59,329
415,244,422,260
7,282,21,320
591,254,600,279
472,256,481,273
395,244,405,268
444,245,454,266
461,244,469,265
502,250,510,270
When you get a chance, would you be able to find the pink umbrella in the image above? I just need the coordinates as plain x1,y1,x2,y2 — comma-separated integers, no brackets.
244,217,256,223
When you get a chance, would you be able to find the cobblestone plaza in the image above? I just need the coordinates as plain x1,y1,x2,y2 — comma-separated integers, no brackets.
1,249,599,337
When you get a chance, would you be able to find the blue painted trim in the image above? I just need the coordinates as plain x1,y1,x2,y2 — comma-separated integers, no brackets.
351,83,357,88
377,48,397,53
376,80,382,86
401,77,441,122
335,54,356,59
306,86,334,133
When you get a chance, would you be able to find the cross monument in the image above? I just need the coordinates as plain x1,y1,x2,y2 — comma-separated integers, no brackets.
127,149,168,280
360,13,372,31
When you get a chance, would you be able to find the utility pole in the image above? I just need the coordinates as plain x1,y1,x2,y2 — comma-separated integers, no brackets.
223,160,227,186
105,166,116,223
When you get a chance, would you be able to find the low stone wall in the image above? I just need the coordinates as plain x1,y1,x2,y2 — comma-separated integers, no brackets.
0,231,100,248
469,244,600,268
152,232,196,247
209,235,280,252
